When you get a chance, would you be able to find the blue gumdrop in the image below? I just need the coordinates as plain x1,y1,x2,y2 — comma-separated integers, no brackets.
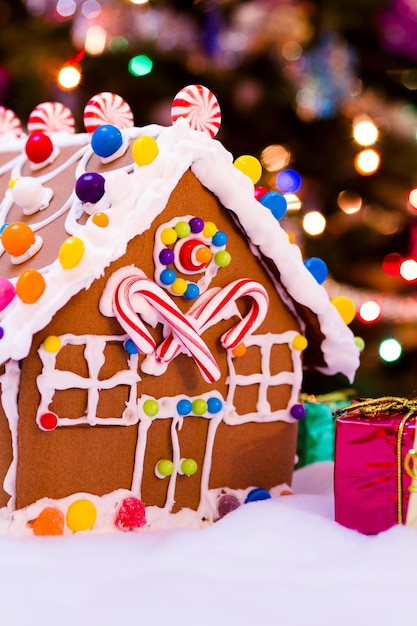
245,488,272,503
304,257,328,285
260,191,287,220
184,282,200,300
160,269,176,286
211,230,228,247
91,124,123,158
124,338,139,355
207,397,223,414
177,399,192,415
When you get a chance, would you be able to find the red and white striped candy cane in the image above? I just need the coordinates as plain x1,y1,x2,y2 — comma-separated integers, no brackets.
113,274,220,383
155,279,269,365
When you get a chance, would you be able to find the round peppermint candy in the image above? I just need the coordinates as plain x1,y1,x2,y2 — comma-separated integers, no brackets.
0,107,22,138
83,92,134,133
171,84,221,138
27,101,75,135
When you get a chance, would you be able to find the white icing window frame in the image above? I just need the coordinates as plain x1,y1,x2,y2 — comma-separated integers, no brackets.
36,333,140,427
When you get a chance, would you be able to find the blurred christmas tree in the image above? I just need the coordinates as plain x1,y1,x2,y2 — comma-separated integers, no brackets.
3,0,417,396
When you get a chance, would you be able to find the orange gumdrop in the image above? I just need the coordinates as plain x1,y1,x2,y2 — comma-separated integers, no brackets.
195,245,212,264
16,269,45,304
2,222,35,257
232,342,247,358
31,507,65,536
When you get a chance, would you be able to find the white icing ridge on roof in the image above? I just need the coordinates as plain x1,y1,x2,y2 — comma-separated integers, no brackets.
0,117,359,381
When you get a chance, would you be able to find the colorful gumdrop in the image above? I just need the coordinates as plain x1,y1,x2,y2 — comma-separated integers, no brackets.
91,124,125,160
304,257,328,285
171,84,221,138
245,488,271,503
16,269,46,303
114,496,147,531
217,494,241,519
259,190,287,220
31,507,65,536
132,135,159,166
58,236,85,269
234,155,262,185
0,277,15,311
331,296,356,325
66,499,97,532
75,172,105,204
2,222,35,257
25,131,54,164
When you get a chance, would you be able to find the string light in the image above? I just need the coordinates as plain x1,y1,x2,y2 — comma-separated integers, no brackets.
57,64,81,89
353,115,379,146
354,148,381,175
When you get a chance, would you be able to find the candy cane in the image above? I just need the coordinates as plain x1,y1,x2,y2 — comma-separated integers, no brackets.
155,279,269,365
113,275,220,383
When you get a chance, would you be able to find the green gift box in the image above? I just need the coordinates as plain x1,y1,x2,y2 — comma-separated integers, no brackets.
296,390,355,467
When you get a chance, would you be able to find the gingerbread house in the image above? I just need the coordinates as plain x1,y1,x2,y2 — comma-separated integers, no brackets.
0,89,359,532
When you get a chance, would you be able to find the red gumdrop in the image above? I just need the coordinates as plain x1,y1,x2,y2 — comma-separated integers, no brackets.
25,131,53,163
217,494,241,519
114,496,147,531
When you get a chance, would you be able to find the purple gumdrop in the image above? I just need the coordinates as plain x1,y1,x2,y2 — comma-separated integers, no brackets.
75,172,106,204
189,217,204,233
159,248,175,265
217,494,241,519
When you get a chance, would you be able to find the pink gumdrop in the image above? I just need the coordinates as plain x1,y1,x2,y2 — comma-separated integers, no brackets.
0,277,15,311
114,496,146,531
217,494,241,519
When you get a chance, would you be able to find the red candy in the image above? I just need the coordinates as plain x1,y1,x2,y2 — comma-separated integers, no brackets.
217,494,241,519
25,131,53,164
114,496,146,531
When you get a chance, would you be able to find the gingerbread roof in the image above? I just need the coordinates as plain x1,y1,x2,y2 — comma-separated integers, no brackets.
0,108,360,382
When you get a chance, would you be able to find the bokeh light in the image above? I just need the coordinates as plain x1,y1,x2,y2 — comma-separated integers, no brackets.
379,338,402,363
382,252,403,276
358,300,382,323
302,211,326,236
128,54,153,76
354,149,381,175
337,189,362,214
57,65,81,89
260,144,290,172
85,25,106,55
353,116,379,146
276,168,301,193
399,258,417,281
408,187,417,210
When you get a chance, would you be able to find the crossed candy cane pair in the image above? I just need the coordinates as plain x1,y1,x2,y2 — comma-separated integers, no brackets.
112,274,269,384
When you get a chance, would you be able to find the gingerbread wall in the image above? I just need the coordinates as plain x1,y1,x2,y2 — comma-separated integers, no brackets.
14,170,299,511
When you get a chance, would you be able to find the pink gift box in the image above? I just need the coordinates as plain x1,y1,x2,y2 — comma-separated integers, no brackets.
334,403,416,535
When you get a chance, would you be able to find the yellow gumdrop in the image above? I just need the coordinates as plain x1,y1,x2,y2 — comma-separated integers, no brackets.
292,334,308,351
234,155,262,185
92,212,109,227
331,296,356,325
171,277,187,295
8,177,18,190
16,269,45,304
66,499,97,533
202,221,217,238
132,136,159,166
43,335,61,353
58,236,85,269
160,227,177,245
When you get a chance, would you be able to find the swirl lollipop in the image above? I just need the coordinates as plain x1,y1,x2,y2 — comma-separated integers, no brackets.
0,107,22,138
27,102,75,134
83,92,134,133
171,84,221,138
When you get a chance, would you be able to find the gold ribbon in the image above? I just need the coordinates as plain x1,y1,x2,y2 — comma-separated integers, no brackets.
335,396,417,525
